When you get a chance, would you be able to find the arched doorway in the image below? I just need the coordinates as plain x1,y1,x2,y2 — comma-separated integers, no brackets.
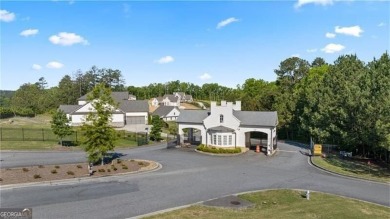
245,131,268,153
180,127,203,146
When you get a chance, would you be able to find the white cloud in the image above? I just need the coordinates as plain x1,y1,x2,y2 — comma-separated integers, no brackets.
0,9,15,22
291,54,300,57
325,32,336,38
294,0,333,8
321,43,345,53
199,73,211,80
217,17,239,29
32,64,42,70
306,48,318,53
156,56,174,64
378,22,386,27
20,29,39,37
49,32,89,46
335,25,363,37
46,61,64,69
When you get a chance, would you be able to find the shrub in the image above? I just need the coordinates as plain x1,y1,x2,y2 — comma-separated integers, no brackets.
197,145,241,154
0,178,2,181
22,168,29,172
33,174,41,179
107,169,111,172
117,159,122,164
138,161,144,166
38,165,44,168
67,171,75,175
111,165,117,171
76,165,83,169
130,159,135,162
98,169,105,173
51,169,57,174
55,165,60,169
122,165,128,170
0,107,13,119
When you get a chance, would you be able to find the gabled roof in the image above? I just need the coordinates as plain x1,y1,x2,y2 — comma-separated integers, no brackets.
152,106,178,117
177,109,209,124
119,100,148,112
78,92,130,102
59,105,81,114
208,126,235,132
174,92,185,97
233,111,278,127
163,94,178,102
184,94,193,100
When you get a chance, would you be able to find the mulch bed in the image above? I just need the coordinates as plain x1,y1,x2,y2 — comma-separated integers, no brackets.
0,159,150,185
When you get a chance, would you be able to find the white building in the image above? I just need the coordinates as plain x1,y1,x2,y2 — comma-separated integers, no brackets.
59,92,148,127
176,101,278,155
152,106,180,121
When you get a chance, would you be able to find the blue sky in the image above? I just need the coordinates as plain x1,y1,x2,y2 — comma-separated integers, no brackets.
1,0,389,90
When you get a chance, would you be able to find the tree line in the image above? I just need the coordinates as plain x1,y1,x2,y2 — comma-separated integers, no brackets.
1,52,389,159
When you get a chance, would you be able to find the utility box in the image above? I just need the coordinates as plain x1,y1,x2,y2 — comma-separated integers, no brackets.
313,144,322,156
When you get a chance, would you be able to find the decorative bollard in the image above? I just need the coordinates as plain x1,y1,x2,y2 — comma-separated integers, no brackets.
256,145,260,153
306,190,310,200
88,163,93,176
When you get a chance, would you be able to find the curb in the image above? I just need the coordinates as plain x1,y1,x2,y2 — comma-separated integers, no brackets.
0,143,165,153
130,188,390,218
0,160,162,190
308,156,389,185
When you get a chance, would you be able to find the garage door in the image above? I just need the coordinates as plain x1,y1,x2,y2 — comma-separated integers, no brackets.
126,116,145,124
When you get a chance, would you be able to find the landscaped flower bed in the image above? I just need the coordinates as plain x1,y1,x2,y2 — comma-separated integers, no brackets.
197,144,242,154
0,159,151,185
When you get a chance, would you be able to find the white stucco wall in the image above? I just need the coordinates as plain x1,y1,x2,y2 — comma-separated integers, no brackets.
203,101,240,130
166,108,180,119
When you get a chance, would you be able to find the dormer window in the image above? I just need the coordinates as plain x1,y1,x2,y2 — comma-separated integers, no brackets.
220,114,224,123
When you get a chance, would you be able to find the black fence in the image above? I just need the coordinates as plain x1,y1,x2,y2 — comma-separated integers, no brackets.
0,128,149,146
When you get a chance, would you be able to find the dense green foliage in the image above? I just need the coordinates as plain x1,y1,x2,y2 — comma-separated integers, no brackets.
81,83,118,165
50,110,73,146
149,115,163,141
4,52,389,160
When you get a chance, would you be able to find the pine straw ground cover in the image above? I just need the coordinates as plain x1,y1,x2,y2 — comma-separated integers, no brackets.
0,160,152,185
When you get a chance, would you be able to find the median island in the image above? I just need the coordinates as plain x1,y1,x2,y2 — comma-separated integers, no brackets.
0,159,157,185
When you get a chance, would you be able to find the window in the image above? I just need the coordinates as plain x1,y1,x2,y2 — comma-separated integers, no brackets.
220,114,224,123
229,135,232,145
223,136,227,145
218,135,221,145
213,134,217,145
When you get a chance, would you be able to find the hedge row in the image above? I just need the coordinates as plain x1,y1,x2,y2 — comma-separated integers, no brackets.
197,144,241,154
0,107,35,119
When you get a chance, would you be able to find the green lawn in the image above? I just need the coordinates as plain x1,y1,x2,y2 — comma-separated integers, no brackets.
312,154,390,183
146,190,390,219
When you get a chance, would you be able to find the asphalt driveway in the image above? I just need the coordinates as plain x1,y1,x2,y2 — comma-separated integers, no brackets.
1,142,389,219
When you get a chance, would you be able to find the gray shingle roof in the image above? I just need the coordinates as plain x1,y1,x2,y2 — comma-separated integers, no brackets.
59,105,80,114
163,94,178,102
152,106,178,117
208,126,235,132
119,100,148,112
177,109,209,124
233,111,278,127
